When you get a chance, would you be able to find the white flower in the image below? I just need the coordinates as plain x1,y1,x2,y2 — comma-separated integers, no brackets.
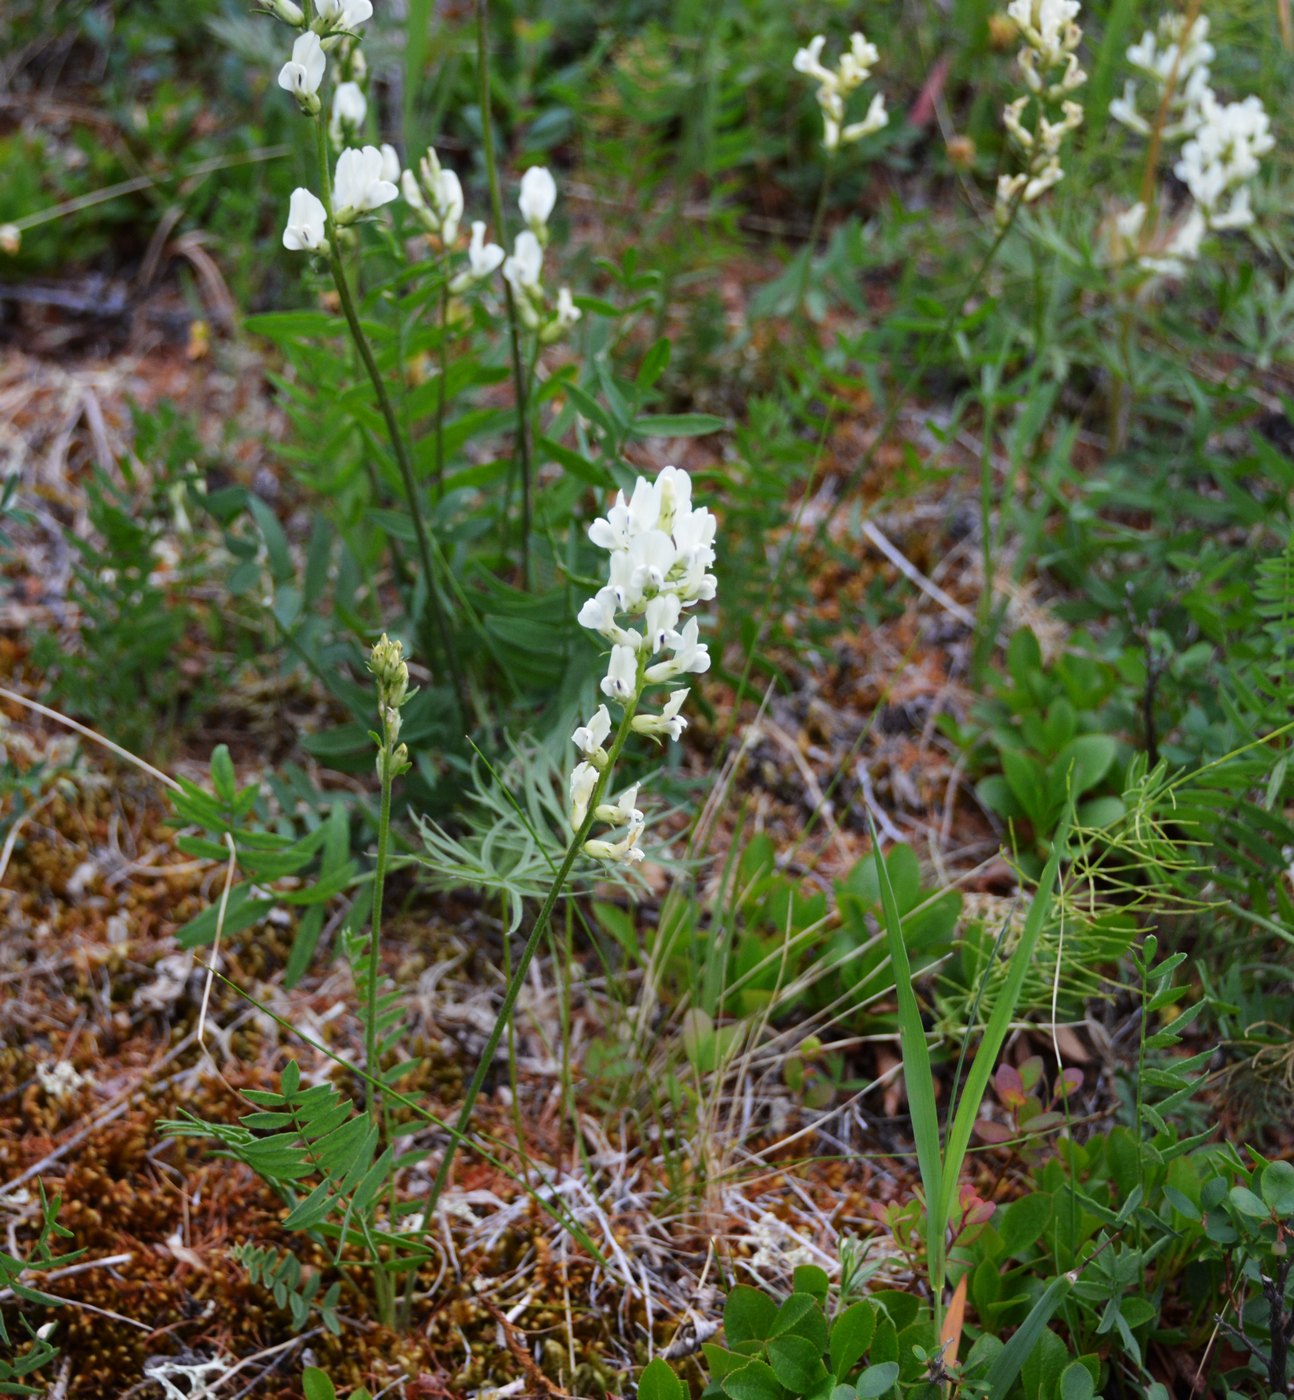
313,0,373,32
583,824,645,864
644,615,710,683
333,145,399,223
380,143,401,186
449,221,505,292
265,0,305,23
283,187,329,252
595,783,643,827
278,31,326,113
572,704,613,760
569,762,599,830
518,166,558,234
504,230,546,327
577,586,643,649
541,286,581,344
503,230,544,292
600,644,639,702
631,688,690,742
644,593,681,653
331,81,367,147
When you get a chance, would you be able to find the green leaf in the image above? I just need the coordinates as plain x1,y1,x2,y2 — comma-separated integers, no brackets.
772,1294,827,1350
725,1285,778,1345
854,1363,899,1398
984,1275,1073,1399
639,1358,687,1400
829,1302,877,1379
209,746,237,804
1229,1186,1270,1219
629,412,727,438
792,1265,831,1304
1057,734,1117,797
303,1368,338,1400
723,1360,784,1400
769,1334,828,1392
997,1193,1053,1259
1261,1160,1294,1216
1059,1360,1097,1400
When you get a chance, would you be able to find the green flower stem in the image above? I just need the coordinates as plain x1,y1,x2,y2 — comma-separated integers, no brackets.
413,686,642,1228
311,114,468,726
435,277,450,500
367,728,397,1132
796,151,836,321
475,0,534,586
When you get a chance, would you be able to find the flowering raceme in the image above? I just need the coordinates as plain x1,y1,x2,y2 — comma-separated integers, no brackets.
792,32,889,152
995,0,1086,222
569,466,717,864
1107,13,1272,277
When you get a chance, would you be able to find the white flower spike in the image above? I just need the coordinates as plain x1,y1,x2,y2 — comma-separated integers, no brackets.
278,31,326,114
569,465,717,862
793,32,888,152
283,187,329,252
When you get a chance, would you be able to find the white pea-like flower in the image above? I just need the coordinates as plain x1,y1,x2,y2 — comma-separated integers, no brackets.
595,784,643,828
631,688,690,743
540,285,581,344
572,705,612,762
518,166,558,235
277,31,326,113
503,230,544,292
265,0,305,25
283,187,329,252
313,0,373,33
600,644,639,701
333,145,400,224
569,763,599,830
331,81,367,147
449,221,505,292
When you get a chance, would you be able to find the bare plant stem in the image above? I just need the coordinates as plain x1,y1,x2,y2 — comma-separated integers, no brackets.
410,692,640,1242
475,0,533,586
796,155,835,321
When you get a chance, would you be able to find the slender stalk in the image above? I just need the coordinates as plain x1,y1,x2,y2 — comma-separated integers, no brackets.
795,154,835,322
435,278,450,500
328,251,466,717
367,737,396,1130
414,695,639,1226
973,370,1002,685
310,111,467,725
475,0,534,585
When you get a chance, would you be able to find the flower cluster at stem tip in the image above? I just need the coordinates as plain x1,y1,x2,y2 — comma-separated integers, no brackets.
995,0,1087,223
368,633,415,779
1108,14,1272,277
266,1,579,344
792,33,889,153
570,466,717,865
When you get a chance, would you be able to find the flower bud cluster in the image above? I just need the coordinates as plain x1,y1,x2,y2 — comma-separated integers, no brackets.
995,0,1086,223
402,148,465,245
792,33,889,153
569,466,716,865
1107,15,1272,278
368,633,415,777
